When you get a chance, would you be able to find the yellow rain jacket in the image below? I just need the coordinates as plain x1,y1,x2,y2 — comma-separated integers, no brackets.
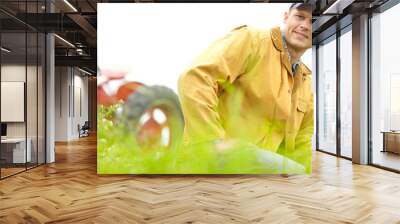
178,26,314,172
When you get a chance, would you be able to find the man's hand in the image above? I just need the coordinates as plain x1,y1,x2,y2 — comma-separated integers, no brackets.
214,139,240,153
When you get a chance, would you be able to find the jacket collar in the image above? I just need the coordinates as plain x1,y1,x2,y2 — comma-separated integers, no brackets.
271,27,293,77
271,26,284,52
270,26,311,77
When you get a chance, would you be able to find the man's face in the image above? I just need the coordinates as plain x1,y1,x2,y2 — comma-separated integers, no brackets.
283,8,312,51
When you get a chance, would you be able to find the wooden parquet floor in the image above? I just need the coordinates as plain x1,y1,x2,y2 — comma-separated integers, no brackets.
0,135,400,224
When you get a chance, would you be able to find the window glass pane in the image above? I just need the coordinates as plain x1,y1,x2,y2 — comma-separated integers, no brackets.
27,31,38,169
371,3,400,171
340,28,352,158
38,32,45,165
0,1,46,179
1,31,27,177
318,36,337,154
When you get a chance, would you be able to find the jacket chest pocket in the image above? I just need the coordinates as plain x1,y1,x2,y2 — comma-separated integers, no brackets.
297,98,308,113
288,97,308,134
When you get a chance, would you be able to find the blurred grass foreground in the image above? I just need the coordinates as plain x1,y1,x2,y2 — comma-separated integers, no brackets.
97,104,306,174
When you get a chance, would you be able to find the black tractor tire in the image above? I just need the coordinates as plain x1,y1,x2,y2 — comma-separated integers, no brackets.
118,85,184,150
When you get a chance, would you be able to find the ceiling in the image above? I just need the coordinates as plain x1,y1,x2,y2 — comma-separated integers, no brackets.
0,0,99,73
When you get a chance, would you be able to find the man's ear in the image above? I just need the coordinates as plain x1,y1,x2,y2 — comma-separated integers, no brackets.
283,11,289,24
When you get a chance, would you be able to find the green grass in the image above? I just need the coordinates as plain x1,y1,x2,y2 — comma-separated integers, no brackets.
97,105,307,174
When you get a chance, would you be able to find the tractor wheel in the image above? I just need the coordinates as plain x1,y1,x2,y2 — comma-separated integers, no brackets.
118,85,184,151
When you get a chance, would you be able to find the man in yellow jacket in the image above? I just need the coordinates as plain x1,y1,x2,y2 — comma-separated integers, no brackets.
178,3,313,173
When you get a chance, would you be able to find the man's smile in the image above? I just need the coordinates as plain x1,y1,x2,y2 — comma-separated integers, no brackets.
293,30,309,39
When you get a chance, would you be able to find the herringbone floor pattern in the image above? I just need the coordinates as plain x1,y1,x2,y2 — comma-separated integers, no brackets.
1,135,400,223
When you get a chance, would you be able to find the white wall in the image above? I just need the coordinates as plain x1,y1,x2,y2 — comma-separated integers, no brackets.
1,65,35,138
98,3,312,93
55,67,89,141
72,72,89,138
55,67,69,141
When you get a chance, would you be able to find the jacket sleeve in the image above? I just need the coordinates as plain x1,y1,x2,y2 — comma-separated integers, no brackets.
178,26,254,145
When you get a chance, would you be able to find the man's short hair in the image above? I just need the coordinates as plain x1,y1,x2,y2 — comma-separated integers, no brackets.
289,3,313,12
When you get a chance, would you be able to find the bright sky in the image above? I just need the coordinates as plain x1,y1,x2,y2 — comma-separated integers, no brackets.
98,3,312,93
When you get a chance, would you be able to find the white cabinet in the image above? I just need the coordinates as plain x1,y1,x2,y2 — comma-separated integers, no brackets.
1,82,25,122
1,138,32,163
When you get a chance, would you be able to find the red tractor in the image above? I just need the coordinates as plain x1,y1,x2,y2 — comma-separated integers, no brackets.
97,69,184,150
